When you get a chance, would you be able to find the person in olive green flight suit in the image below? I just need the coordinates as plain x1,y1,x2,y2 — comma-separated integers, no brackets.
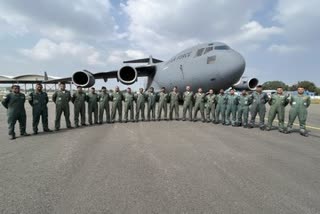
52,82,72,131
215,89,228,124
124,87,135,123
237,90,252,128
28,83,52,134
225,89,239,126
169,86,180,120
2,85,29,140
157,87,169,121
72,86,87,128
110,86,123,123
249,85,269,130
193,87,206,122
205,89,216,123
286,86,311,136
147,87,157,121
87,87,99,125
98,86,110,124
182,85,194,121
135,88,146,122
266,87,289,132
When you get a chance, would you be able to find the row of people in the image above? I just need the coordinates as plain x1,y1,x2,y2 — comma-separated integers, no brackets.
1,83,310,140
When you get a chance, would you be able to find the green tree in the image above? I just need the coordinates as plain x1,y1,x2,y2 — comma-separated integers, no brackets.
296,81,317,92
262,81,288,90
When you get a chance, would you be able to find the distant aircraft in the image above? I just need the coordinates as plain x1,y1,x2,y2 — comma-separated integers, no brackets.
46,42,258,91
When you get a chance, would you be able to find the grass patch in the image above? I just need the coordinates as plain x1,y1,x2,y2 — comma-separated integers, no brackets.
311,99,320,104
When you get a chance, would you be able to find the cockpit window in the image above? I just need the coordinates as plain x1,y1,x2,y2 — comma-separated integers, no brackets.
203,46,213,54
195,48,205,57
214,45,230,50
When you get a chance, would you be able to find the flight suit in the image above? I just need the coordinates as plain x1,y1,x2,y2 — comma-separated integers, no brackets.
266,94,289,132
98,92,110,123
135,92,146,121
286,94,311,135
205,94,216,122
72,91,87,127
87,92,99,125
147,92,157,121
182,91,194,121
215,94,228,124
2,92,27,138
249,92,269,128
124,92,135,122
110,91,123,123
193,92,206,122
169,91,180,120
52,90,72,130
225,94,239,126
28,91,49,133
157,92,168,120
237,94,252,127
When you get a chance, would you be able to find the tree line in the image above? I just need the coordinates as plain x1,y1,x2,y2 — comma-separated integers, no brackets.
262,81,320,95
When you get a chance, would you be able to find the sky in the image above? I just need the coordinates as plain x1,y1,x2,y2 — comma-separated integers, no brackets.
0,0,319,89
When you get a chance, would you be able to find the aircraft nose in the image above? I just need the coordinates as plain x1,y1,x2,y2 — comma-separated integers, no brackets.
227,51,245,81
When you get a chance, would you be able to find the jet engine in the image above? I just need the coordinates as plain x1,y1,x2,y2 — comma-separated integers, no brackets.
72,70,95,88
117,66,138,85
233,77,259,90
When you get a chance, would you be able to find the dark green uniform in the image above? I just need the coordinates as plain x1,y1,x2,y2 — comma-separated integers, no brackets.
157,92,168,120
169,92,180,120
215,94,228,124
87,92,99,125
52,90,72,130
135,92,146,121
182,91,193,121
98,92,110,123
28,91,49,133
147,91,157,121
193,92,206,122
287,94,311,135
237,94,252,127
249,92,269,128
225,94,239,126
110,91,123,123
72,91,87,127
2,92,27,137
266,93,289,132
205,94,216,122
124,92,135,122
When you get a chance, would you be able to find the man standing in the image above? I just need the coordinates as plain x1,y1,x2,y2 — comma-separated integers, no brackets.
146,87,157,121
124,87,135,123
237,90,252,128
266,87,289,132
72,86,87,127
87,87,99,125
157,87,168,121
193,87,206,122
52,82,72,131
286,86,311,136
225,89,239,126
98,86,110,124
2,85,29,139
182,85,193,121
215,89,228,124
110,86,123,123
169,86,180,120
135,88,146,122
205,89,216,123
249,85,269,130
28,83,51,134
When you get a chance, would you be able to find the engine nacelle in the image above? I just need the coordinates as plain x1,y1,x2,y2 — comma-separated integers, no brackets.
233,77,259,91
72,70,95,88
117,66,138,85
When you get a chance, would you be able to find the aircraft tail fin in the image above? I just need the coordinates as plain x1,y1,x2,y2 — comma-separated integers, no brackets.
123,55,163,64
44,71,48,81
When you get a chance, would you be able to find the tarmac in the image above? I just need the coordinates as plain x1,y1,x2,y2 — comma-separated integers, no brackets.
0,103,320,214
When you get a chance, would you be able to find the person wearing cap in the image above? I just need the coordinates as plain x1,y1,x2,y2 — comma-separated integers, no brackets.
182,85,194,121
98,86,110,124
52,82,72,130
123,87,135,123
2,85,29,139
146,87,156,121
135,88,146,122
248,85,269,130
169,86,180,120
157,87,168,120
110,86,123,123
72,86,87,127
28,83,52,134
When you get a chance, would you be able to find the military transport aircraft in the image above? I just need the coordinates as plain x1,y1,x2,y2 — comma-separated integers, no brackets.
46,42,258,91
